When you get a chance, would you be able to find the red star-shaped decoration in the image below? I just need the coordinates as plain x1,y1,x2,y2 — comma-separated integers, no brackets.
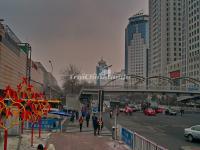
17,83,22,92
22,77,28,85
27,84,33,92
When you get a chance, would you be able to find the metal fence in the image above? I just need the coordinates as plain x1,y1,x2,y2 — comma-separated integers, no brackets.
118,125,168,150
134,133,168,150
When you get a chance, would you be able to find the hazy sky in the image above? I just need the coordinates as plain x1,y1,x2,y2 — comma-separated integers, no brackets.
0,0,148,86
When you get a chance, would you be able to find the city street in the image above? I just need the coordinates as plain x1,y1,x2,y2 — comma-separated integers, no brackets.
104,112,200,150
1,0,200,150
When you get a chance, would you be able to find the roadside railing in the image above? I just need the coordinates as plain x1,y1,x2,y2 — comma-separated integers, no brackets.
117,125,168,150
134,132,168,150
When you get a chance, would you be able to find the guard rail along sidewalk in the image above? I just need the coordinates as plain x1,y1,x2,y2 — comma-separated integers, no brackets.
117,124,168,150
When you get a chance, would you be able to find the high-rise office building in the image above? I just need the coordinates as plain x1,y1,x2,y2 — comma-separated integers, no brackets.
125,13,149,78
182,0,200,89
149,0,182,77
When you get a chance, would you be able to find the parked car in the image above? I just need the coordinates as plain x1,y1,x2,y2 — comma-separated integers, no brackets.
144,108,156,116
165,108,177,115
184,125,200,142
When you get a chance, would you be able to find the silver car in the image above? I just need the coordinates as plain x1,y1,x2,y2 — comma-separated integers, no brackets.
184,125,200,142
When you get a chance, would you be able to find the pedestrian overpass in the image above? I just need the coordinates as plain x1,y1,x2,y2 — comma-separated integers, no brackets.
79,85,200,102
79,75,200,102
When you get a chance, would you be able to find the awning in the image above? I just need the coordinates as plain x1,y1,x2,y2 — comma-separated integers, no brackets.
48,111,71,116
177,96,200,103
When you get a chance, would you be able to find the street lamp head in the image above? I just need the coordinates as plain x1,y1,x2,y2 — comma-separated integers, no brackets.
48,60,53,73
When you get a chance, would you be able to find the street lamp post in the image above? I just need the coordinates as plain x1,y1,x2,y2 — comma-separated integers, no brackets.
98,64,112,136
146,48,149,90
49,60,53,99
19,43,32,84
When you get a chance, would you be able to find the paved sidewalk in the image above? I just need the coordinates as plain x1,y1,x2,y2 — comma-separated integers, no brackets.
46,120,130,150
65,120,112,136
47,132,129,150
0,130,51,150
18,131,51,150
180,146,200,150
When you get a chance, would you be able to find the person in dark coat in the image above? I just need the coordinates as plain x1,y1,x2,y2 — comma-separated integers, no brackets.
180,108,184,116
37,144,44,150
92,114,98,136
75,111,79,120
85,113,90,127
70,112,75,123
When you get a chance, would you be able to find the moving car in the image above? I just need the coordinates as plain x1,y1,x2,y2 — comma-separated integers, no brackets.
165,108,177,115
119,107,125,112
184,125,200,142
124,106,134,113
155,107,164,113
144,108,156,116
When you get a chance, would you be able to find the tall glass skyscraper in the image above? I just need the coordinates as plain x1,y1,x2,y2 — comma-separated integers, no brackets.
125,13,149,78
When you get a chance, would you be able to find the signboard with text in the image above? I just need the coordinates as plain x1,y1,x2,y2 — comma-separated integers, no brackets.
169,70,180,79
27,118,60,130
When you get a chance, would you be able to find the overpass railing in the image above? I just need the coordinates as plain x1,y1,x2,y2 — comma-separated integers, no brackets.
82,85,200,93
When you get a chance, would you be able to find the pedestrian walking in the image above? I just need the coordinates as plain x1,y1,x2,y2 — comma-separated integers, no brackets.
110,110,113,118
70,112,75,123
75,111,79,120
79,116,84,132
86,112,90,127
97,117,104,135
92,114,98,136
180,108,184,116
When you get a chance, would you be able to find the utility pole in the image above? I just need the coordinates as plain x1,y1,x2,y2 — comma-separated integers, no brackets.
98,90,104,136
49,60,53,99
146,48,149,90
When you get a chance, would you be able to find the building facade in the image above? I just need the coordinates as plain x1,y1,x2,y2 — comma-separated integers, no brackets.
35,62,62,99
0,21,61,98
125,13,149,78
0,23,27,91
31,61,44,92
182,0,200,90
149,0,182,77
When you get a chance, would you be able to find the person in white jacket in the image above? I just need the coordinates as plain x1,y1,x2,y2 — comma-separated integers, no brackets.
47,144,55,150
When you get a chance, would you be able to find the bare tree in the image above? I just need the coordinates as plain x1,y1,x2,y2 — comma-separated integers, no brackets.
61,64,95,96
61,64,81,95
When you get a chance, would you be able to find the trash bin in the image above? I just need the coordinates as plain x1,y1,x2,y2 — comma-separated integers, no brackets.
112,126,118,140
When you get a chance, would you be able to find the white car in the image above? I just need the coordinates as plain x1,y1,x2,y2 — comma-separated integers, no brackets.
184,125,200,142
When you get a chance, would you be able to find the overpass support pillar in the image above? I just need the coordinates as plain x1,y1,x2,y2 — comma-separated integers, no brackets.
98,90,104,112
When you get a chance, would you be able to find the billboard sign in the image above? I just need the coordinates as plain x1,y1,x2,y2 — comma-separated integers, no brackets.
91,100,98,113
169,70,180,79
